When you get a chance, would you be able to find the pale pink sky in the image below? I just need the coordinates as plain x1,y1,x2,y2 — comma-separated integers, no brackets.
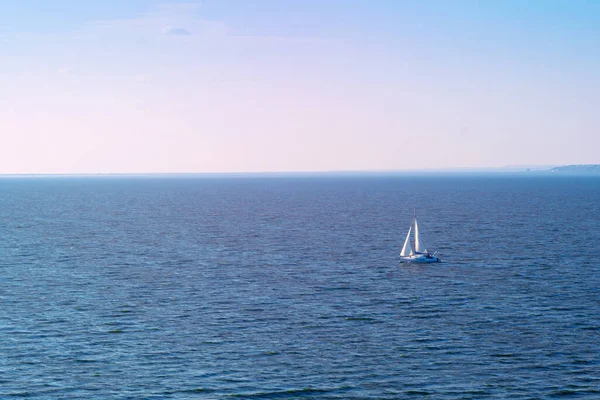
1,1,598,174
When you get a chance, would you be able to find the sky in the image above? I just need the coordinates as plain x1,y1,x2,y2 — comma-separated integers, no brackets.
1,0,598,174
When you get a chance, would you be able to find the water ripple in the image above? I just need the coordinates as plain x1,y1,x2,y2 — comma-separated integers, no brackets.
0,176,598,398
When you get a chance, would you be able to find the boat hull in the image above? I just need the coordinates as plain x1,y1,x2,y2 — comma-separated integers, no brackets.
400,255,441,263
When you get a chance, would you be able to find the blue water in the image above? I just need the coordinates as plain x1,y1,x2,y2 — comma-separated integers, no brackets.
0,175,598,399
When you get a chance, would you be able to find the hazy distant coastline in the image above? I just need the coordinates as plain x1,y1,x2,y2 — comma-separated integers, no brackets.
440,164,600,175
546,165,600,174
0,165,598,178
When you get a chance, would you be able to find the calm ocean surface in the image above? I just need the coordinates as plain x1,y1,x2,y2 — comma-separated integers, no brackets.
0,175,598,399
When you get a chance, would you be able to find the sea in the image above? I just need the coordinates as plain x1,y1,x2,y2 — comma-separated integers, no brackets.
0,174,598,399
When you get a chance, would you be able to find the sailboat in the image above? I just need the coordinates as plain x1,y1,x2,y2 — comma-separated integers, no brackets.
399,210,441,263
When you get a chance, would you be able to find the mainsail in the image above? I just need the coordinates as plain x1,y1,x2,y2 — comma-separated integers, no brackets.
414,218,427,253
400,226,413,257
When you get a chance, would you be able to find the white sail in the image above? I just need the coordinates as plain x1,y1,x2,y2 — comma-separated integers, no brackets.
400,226,413,257
414,218,427,253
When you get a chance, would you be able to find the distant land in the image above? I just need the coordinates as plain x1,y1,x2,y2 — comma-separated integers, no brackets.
362,164,600,175
393,164,600,175
546,164,600,174
0,165,599,177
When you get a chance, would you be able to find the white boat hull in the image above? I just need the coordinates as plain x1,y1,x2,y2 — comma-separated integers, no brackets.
400,254,441,263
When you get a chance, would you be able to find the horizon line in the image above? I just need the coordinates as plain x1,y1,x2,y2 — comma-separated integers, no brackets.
1,164,595,178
